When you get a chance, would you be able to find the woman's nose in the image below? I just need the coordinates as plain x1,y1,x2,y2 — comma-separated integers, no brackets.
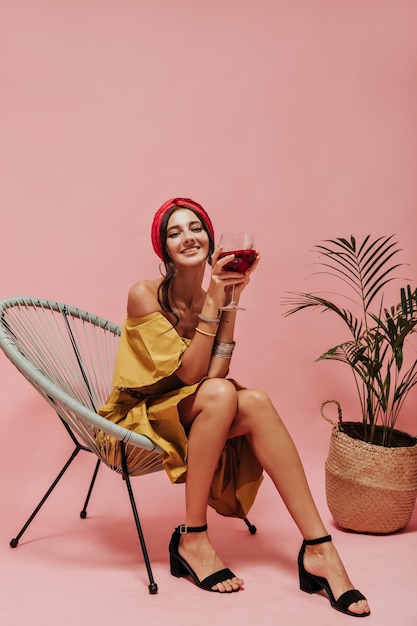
184,231,195,243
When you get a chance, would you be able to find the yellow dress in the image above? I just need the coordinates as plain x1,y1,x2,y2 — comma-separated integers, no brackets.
98,312,263,518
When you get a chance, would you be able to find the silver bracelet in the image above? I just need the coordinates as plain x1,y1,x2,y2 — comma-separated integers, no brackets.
212,340,236,359
198,312,221,324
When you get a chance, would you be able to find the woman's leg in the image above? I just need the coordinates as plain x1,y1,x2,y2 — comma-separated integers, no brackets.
229,389,326,538
177,378,243,592
229,388,370,615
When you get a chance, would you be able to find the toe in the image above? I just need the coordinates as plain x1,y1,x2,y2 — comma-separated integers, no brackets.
349,599,370,615
212,577,243,593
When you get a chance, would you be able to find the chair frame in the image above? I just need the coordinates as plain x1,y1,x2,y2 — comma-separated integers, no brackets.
0,296,256,594
0,296,166,593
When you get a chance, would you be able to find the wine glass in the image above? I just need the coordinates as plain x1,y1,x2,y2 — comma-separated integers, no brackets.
218,231,256,311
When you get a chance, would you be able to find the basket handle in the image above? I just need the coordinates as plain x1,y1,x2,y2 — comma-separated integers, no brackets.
320,400,343,426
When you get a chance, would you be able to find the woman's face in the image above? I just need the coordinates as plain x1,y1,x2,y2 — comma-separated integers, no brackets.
165,209,210,267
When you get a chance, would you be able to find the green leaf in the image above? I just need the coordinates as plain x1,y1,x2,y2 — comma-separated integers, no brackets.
281,234,417,445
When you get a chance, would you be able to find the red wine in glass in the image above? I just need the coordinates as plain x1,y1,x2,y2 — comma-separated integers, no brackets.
218,249,257,274
218,232,256,311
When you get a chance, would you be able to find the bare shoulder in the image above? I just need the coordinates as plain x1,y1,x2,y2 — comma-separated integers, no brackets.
127,279,162,317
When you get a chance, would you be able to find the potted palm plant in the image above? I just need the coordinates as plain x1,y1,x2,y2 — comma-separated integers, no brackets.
283,234,417,533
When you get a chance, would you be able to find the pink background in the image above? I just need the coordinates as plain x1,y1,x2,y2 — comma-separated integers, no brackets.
1,2,416,625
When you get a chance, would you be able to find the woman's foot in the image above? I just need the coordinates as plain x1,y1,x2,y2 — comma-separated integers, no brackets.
302,539,370,616
178,529,244,592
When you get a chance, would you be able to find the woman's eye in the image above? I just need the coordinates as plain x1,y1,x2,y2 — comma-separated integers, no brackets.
168,232,180,238
192,227,203,233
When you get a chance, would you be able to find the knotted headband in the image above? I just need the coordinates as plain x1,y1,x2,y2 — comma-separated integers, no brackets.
151,197,215,259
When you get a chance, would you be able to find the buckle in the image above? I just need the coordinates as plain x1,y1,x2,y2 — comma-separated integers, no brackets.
179,524,187,534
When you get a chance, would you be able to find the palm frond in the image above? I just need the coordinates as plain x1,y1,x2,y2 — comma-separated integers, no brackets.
314,235,403,313
282,234,417,445
282,292,363,338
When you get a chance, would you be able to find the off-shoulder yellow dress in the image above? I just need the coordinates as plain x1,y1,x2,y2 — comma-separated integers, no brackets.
98,312,263,518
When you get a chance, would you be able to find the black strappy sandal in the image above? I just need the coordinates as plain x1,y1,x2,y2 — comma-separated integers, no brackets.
169,524,239,592
298,535,370,617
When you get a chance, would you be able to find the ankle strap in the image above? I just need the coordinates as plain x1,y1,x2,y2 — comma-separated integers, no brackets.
303,534,332,546
176,524,208,534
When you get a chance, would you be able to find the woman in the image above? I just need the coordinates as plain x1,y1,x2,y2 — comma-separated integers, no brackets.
99,198,370,617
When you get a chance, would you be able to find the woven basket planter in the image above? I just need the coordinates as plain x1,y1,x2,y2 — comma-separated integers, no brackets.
322,402,417,534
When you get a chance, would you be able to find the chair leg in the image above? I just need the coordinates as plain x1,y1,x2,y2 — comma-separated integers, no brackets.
80,459,101,519
243,517,257,534
10,446,81,548
120,442,158,594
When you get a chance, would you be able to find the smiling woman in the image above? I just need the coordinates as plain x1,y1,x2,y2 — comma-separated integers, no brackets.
166,216,208,260
97,197,370,615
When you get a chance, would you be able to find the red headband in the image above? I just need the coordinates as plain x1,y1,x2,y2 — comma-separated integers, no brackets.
151,197,215,259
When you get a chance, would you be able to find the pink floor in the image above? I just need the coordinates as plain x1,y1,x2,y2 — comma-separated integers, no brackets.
1,405,416,626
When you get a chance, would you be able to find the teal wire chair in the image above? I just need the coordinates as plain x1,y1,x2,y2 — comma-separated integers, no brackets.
0,297,256,593
0,296,165,593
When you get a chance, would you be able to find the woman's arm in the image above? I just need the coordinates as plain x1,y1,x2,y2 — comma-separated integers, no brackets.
206,308,237,378
175,284,229,384
206,251,260,378
179,250,260,383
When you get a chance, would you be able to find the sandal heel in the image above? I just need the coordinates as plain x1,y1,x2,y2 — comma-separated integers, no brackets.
299,568,323,594
298,536,330,594
168,525,188,577
169,524,208,580
170,551,187,577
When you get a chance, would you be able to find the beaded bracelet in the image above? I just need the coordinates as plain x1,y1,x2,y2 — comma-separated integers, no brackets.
212,340,236,358
195,326,217,338
198,312,221,324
